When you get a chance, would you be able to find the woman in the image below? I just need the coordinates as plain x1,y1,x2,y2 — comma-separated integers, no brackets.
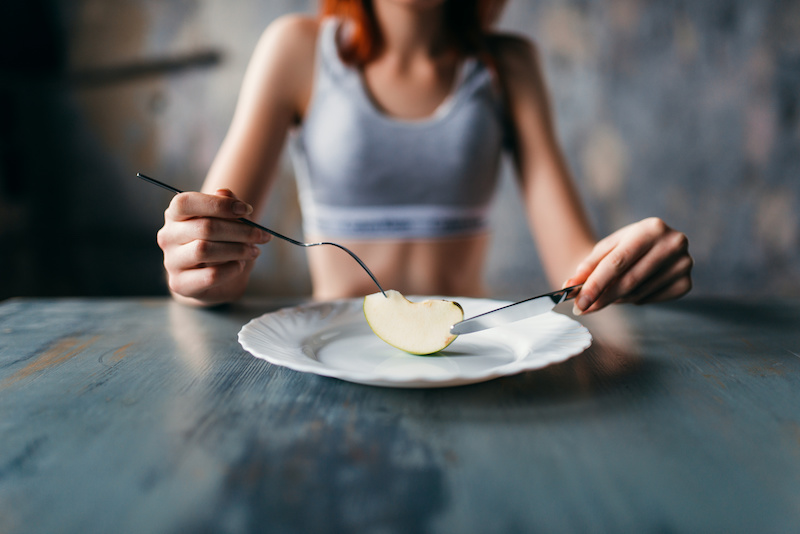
156,0,692,314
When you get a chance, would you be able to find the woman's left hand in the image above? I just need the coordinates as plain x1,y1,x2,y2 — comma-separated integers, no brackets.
564,217,693,314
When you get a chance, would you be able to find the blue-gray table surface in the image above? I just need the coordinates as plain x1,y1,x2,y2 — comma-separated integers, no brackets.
0,296,799,533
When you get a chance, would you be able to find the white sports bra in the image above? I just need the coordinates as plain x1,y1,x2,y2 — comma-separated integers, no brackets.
289,18,509,240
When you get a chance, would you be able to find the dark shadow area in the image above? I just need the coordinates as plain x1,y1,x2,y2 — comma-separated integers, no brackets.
0,0,226,302
437,340,659,416
659,296,800,331
0,0,169,301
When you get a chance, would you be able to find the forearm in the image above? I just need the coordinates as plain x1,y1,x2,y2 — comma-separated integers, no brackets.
522,165,596,286
492,34,596,286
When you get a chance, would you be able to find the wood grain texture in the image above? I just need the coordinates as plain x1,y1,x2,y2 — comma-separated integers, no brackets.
1,297,799,533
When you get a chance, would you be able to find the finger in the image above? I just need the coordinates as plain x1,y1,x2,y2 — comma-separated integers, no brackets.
568,235,620,287
638,275,693,304
166,191,253,222
619,253,694,305
168,261,249,299
165,240,261,271
585,233,690,312
574,218,679,314
574,236,655,314
169,217,271,247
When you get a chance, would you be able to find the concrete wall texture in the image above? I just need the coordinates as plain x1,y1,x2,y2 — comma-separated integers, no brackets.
1,0,798,299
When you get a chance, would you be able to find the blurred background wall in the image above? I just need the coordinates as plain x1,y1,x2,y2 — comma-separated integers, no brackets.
1,0,798,301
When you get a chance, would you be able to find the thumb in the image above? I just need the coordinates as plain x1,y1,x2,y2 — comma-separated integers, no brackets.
212,188,254,217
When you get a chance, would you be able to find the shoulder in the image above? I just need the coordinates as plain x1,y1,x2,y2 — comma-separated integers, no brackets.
483,31,552,117
242,14,321,113
482,33,557,153
485,32,543,78
254,14,320,65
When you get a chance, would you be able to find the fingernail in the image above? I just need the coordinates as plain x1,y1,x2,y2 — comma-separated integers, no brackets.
576,296,590,313
572,303,582,316
233,201,251,216
250,245,261,258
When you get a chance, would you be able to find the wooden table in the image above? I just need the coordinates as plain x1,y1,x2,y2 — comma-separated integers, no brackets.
1,296,799,533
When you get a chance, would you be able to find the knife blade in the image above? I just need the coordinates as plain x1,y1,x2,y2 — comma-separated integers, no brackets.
450,284,583,335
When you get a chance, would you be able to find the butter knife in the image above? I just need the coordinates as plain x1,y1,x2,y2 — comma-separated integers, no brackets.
450,284,583,335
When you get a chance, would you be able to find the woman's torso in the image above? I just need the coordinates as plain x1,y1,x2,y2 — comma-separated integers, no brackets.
290,17,508,299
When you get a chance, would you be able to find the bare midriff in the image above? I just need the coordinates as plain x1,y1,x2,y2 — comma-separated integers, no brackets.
305,233,490,300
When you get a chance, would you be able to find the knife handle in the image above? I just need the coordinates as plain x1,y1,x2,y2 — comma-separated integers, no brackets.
559,284,583,303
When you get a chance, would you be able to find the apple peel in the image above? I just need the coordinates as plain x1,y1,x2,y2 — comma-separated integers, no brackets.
363,290,464,355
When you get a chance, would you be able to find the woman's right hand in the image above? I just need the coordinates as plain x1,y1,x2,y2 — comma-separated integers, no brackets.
156,189,271,306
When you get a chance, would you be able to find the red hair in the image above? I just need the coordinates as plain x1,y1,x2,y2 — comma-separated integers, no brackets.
319,0,508,66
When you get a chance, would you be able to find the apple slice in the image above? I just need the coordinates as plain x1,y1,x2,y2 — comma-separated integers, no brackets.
363,290,464,355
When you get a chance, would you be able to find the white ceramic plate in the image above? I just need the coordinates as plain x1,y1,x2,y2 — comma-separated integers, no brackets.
238,297,592,388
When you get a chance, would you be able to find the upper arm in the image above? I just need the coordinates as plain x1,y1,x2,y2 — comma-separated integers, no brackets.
491,36,557,174
202,15,318,215
491,34,596,282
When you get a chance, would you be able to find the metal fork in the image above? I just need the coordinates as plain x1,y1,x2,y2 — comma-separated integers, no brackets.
136,173,386,297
